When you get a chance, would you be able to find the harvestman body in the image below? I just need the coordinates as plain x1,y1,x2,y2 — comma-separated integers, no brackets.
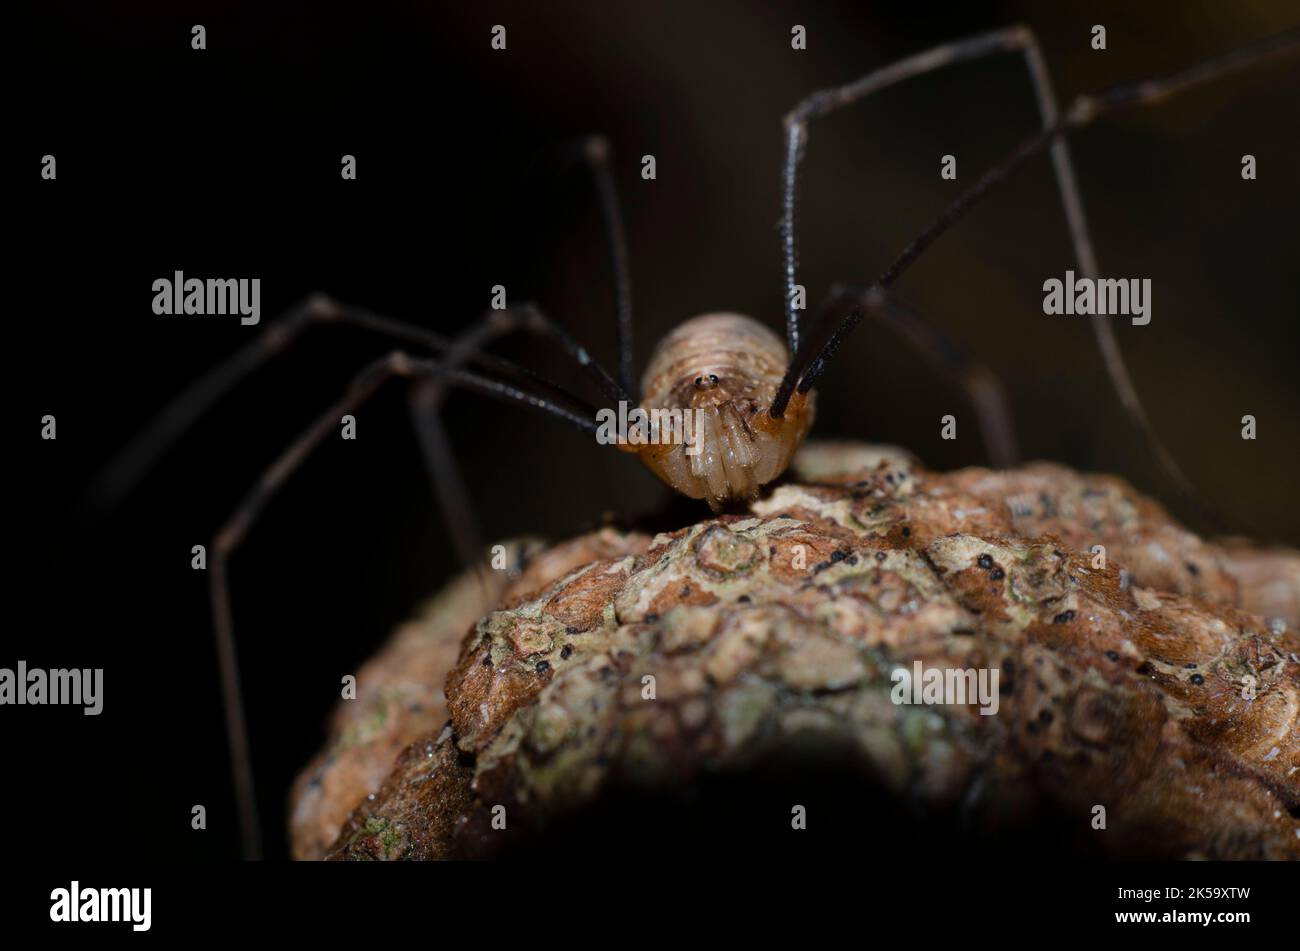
92,25,1300,858
630,313,815,507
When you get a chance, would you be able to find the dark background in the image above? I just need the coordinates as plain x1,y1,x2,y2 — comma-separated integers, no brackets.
11,0,1298,869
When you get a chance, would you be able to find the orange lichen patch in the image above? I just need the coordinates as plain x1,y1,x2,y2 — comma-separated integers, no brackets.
648,576,719,614
444,634,541,750
541,559,635,630
501,528,651,608
764,530,847,584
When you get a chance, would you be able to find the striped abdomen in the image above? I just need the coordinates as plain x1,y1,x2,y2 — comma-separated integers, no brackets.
631,313,814,509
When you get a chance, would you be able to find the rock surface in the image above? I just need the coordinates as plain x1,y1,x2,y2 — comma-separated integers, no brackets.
291,443,1300,860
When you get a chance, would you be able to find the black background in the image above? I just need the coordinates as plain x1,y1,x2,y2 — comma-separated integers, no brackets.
8,0,1299,918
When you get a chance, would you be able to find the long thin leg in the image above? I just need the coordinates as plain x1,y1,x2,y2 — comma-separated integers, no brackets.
780,26,1063,356
408,364,606,567
782,25,1299,381
777,127,1060,408
874,27,1300,514
97,125,638,512
395,302,623,563
88,294,591,509
804,283,1018,466
579,135,637,397
212,341,603,859
775,26,1299,514
494,302,633,407
775,25,1062,420
528,134,638,396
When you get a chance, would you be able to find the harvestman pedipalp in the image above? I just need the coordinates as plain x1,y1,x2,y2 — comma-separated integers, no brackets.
92,25,1300,858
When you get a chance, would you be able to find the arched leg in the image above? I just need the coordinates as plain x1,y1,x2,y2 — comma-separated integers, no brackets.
210,304,620,858
773,25,1298,520
89,294,594,508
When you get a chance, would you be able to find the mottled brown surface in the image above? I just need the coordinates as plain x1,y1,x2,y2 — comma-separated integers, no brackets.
289,533,649,859
298,442,1300,861
287,562,501,860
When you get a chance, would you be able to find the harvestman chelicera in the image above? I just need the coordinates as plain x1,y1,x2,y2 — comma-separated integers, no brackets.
92,25,1300,859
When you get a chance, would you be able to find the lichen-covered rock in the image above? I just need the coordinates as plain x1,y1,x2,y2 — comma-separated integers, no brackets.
289,533,649,859
287,562,499,860
299,442,1300,861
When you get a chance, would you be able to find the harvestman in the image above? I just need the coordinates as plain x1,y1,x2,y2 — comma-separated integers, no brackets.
92,25,1300,859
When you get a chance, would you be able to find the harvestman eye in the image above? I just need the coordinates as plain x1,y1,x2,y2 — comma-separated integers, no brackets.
91,26,1300,860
